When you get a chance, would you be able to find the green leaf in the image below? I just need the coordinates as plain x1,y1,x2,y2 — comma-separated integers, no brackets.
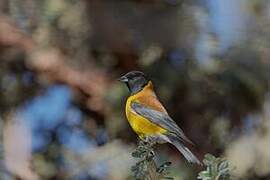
132,150,144,158
198,154,233,180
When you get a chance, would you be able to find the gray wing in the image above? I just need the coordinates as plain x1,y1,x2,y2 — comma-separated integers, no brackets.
131,101,193,144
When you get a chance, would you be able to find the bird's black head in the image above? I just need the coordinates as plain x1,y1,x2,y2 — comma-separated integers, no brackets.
118,71,149,94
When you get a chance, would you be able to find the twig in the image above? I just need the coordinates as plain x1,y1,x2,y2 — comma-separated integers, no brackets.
131,139,173,180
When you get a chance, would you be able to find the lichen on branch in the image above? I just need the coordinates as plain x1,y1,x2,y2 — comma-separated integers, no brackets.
131,140,173,180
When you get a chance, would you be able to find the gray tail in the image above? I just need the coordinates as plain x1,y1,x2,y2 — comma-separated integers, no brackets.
167,134,201,165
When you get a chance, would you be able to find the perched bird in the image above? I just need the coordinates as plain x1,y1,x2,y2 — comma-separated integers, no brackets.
119,71,200,164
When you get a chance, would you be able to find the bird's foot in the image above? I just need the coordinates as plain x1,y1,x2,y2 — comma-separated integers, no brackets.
140,136,156,147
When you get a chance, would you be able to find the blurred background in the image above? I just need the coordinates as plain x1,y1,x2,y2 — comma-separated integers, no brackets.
0,0,270,179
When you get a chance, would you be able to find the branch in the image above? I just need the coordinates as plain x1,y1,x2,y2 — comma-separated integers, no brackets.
131,140,173,180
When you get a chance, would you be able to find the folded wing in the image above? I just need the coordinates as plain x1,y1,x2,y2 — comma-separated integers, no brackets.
131,101,201,164
131,101,193,145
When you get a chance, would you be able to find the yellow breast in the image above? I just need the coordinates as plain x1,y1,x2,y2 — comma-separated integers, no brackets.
125,82,167,138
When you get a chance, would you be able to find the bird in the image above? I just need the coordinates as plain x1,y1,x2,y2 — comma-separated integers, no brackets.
118,70,201,164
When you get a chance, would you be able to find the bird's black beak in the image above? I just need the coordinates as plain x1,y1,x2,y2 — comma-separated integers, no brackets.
118,75,129,82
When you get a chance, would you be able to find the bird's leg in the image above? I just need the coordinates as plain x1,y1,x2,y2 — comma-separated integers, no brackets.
141,136,156,146
138,136,151,148
141,136,150,144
